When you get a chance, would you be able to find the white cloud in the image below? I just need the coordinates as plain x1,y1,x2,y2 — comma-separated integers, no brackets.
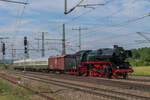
0,0,150,59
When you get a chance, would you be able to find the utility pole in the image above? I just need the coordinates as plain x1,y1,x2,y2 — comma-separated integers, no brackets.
27,41,29,59
72,27,88,51
0,37,9,63
42,32,45,57
64,0,67,14
11,43,14,64
37,39,40,52
35,32,46,57
35,32,63,57
62,24,66,55
64,0,84,14
2,42,5,64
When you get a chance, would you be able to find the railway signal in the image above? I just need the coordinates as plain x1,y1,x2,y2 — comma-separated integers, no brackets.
24,36,28,54
23,36,29,73
2,42,5,55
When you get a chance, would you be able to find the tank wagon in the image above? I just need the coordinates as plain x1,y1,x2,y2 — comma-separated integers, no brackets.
48,45,133,79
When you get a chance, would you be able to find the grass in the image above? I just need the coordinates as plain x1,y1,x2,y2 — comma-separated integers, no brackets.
131,66,150,76
0,79,34,100
0,65,8,69
36,83,53,93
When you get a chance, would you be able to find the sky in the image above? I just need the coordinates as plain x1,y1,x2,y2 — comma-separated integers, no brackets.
0,0,150,60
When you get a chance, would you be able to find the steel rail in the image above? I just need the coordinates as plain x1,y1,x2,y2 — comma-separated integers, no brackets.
10,71,150,100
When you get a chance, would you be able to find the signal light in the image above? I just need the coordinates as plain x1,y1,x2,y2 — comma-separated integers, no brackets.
24,36,27,46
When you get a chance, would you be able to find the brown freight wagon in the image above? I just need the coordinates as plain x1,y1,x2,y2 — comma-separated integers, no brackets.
48,55,77,72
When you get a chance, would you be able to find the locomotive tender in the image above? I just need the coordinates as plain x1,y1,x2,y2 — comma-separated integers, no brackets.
49,45,133,79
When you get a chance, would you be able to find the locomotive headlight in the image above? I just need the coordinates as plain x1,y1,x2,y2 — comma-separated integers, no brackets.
117,66,119,69
120,51,123,54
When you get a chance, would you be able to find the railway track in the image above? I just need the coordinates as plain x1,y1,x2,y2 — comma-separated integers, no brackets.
6,70,150,100
11,66,150,82
11,69,150,82
9,70,150,92
10,69,150,82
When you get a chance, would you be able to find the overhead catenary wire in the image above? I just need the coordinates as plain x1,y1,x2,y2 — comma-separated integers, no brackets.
60,0,138,29
72,0,147,31
10,0,29,50
77,0,116,9
0,0,29,48
69,0,115,22
0,0,29,59
2,0,150,58
16,0,29,29
0,0,28,5
104,0,137,20
69,12,150,48
11,0,150,53
112,13,150,27
77,4,150,44
136,32,150,43
49,0,115,33
40,0,115,41
82,12,150,39
12,0,29,59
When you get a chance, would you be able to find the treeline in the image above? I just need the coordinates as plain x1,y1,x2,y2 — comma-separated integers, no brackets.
127,47,150,66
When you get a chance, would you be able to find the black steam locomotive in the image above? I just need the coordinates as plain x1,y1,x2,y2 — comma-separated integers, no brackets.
72,45,133,79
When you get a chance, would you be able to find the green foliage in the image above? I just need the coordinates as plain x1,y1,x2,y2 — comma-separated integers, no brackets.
0,80,11,94
127,47,150,66
0,79,34,100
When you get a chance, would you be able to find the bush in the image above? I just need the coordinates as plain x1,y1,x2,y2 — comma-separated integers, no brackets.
127,47,150,67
